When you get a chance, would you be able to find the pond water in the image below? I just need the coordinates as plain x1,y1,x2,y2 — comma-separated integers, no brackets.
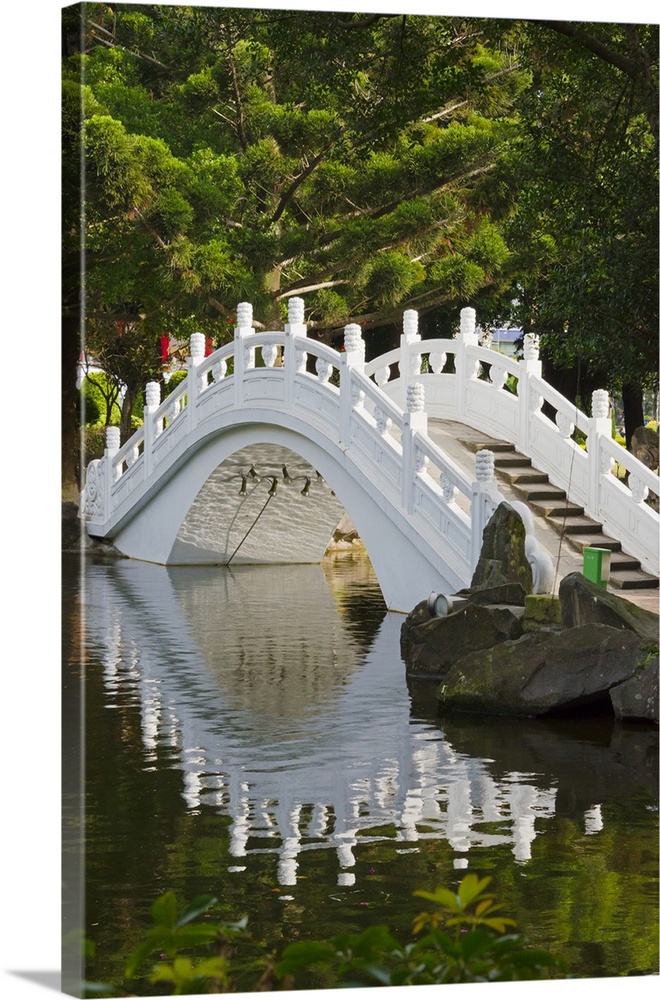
62,553,658,994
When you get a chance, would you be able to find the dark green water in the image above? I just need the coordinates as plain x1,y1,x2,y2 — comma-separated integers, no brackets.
62,554,658,995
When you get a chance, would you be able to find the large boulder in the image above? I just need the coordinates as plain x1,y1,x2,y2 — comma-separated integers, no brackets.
470,502,533,593
438,623,649,717
631,424,659,471
559,572,659,642
609,650,659,724
401,599,524,678
457,582,528,607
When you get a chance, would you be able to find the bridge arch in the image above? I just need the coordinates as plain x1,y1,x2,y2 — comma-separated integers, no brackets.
81,299,658,611
108,409,460,612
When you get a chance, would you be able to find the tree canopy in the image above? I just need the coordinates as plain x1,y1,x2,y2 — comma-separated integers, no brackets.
62,4,658,466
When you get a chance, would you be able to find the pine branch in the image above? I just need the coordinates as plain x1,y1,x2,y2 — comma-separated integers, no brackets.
271,150,327,224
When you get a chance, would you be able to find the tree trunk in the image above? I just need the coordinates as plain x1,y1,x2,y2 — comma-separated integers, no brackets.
621,382,645,451
120,383,141,444
62,312,81,492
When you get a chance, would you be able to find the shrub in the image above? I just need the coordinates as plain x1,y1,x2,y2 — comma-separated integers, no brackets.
79,372,122,426
83,875,567,996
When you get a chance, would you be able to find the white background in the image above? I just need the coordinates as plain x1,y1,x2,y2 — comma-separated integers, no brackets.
2,2,657,998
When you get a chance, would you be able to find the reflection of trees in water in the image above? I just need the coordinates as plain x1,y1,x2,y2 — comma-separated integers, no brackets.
321,554,387,648
167,562,370,718
436,713,658,822
66,557,659,986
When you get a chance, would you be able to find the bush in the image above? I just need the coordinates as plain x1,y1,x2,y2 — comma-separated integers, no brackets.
83,875,567,996
79,372,122,426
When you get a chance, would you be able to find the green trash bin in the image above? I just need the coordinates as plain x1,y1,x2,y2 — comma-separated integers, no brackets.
583,547,611,589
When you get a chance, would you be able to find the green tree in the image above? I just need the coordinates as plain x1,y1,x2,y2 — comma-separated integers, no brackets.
479,19,658,444
62,6,658,472
62,4,530,460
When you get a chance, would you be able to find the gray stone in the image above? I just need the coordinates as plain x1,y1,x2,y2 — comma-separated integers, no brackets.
631,424,659,471
470,503,533,594
438,623,648,717
402,600,524,678
559,572,659,642
457,582,528,607
610,652,659,724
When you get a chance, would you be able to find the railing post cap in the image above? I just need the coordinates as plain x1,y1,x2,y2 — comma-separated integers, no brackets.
523,332,540,361
403,309,419,338
288,297,305,325
592,389,610,419
343,323,364,354
145,381,161,408
475,448,495,481
190,331,206,359
236,302,253,329
106,426,120,452
406,381,425,413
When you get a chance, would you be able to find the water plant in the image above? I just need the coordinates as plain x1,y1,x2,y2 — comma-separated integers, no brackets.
82,873,567,995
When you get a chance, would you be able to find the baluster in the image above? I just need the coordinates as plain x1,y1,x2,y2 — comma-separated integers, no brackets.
211,358,227,382
261,343,278,367
374,365,391,386
429,351,447,373
440,471,458,503
489,364,507,391
374,404,391,435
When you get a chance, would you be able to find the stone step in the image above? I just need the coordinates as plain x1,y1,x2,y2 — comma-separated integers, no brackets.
457,432,657,593
609,570,659,590
551,517,603,535
477,441,515,453
494,455,533,469
530,500,586,518
498,469,551,486
563,533,622,553
458,438,512,454
609,553,644,572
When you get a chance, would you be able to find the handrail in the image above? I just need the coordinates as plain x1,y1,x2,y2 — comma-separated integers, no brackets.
80,298,659,580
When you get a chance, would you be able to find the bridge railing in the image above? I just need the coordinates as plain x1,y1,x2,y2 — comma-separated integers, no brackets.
81,297,657,581
364,307,659,576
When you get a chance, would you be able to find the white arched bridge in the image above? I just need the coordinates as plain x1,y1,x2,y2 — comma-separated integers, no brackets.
81,299,659,612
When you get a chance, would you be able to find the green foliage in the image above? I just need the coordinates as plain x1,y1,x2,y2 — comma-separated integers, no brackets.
124,892,248,995
63,8,658,454
85,877,566,995
276,873,566,987
79,373,121,426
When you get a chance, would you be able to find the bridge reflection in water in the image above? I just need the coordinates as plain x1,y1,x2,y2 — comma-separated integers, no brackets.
81,558,656,889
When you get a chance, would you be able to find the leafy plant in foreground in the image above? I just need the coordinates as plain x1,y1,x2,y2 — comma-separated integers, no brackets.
276,873,567,987
84,874,567,995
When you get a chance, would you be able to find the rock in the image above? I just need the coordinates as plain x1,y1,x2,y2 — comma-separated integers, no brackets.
559,572,659,642
631,425,659,471
470,502,533,594
523,594,562,631
438,623,648,717
401,600,524,678
610,651,659,724
457,582,528,607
